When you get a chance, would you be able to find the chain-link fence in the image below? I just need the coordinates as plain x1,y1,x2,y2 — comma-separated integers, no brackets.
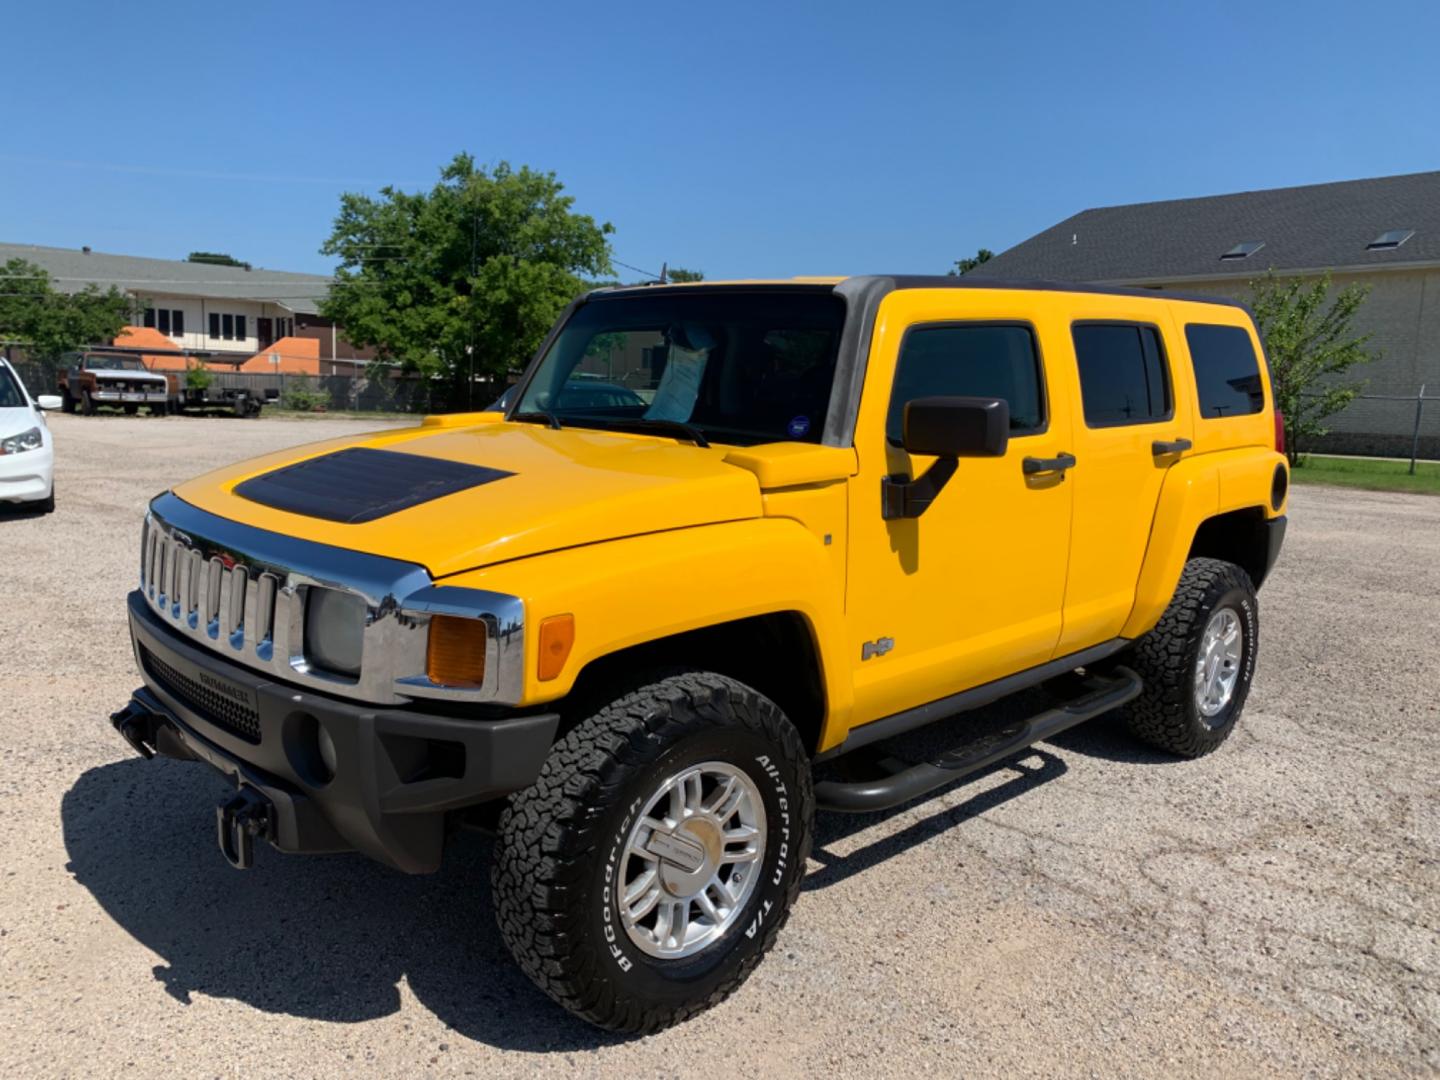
1305,388,1437,466
5,357,510,415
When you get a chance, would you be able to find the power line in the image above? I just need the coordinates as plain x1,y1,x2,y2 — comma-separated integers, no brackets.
611,258,662,281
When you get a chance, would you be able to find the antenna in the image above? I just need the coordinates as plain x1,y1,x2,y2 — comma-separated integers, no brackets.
658,262,668,284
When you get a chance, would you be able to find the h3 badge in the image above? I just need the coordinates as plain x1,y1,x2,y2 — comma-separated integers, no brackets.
861,637,895,661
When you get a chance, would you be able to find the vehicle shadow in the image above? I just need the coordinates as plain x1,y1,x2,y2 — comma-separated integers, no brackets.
62,695,1173,1049
806,750,1069,891
804,687,1179,889
61,758,625,1052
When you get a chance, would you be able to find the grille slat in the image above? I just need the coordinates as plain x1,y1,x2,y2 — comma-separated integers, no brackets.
141,646,262,743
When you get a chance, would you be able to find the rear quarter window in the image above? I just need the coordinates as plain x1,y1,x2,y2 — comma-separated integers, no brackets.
1185,323,1265,419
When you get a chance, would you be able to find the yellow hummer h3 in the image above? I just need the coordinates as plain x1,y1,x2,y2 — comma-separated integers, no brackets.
113,276,1288,1032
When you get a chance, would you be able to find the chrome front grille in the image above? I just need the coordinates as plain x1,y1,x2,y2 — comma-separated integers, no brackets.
142,518,284,663
137,492,527,707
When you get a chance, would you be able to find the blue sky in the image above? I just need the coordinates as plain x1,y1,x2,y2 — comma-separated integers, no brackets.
2,0,1437,281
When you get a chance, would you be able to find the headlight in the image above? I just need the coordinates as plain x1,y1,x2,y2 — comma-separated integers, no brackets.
0,427,43,455
303,587,366,677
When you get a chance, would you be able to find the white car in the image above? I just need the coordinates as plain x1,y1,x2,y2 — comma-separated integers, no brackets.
0,358,62,513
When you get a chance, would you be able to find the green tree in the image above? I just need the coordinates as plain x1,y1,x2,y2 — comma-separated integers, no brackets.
186,251,251,269
319,154,613,405
665,266,704,282
1248,270,1376,465
0,258,133,357
947,248,993,276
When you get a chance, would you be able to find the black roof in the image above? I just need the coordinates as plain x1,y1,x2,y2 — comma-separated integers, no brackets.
969,170,1440,284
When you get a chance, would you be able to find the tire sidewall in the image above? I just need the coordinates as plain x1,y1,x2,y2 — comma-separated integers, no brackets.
590,722,806,1005
1184,580,1258,739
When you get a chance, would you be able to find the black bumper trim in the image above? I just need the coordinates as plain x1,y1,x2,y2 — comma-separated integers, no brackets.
124,590,559,873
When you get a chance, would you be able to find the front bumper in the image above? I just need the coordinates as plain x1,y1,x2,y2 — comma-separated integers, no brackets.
94,388,168,403
122,590,559,872
0,445,54,503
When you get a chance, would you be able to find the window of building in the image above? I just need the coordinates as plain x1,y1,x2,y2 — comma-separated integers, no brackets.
1072,323,1171,426
157,309,171,335
1220,241,1265,261
885,323,1045,444
172,310,184,336
1367,228,1414,251
1185,323,1265,419
209,312,220,339
235,315,247,340
222,314,234,340
143,308,155,328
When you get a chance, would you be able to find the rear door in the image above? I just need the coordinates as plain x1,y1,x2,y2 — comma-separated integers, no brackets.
1055,301,1193,652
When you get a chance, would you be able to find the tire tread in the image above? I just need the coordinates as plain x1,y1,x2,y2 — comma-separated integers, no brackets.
1125,557,1256,758
491,670,813,1034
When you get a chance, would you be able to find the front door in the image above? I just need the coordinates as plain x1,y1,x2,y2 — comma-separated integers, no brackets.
257,318,274,348
844,290,1075,729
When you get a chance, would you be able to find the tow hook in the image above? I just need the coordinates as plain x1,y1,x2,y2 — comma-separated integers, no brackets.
109,701,158,759
216,788,274,870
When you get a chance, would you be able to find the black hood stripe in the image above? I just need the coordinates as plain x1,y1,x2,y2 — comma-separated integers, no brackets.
234,447,513,524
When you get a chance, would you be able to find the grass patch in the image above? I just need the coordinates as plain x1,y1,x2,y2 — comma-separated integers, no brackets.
1291,454,1440,495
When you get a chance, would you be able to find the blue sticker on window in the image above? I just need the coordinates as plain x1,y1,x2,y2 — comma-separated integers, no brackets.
787,415,811,438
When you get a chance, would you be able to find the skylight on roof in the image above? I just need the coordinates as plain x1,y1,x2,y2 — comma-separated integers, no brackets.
1367,228,1415,251
1220,241,1265,261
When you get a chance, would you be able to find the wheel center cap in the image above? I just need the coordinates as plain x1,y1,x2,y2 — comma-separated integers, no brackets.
647,818,721,896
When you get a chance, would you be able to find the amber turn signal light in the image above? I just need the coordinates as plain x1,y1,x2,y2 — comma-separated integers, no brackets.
537,614,575,682
427,614,488,687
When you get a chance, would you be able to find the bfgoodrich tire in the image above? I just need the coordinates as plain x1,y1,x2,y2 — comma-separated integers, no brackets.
492,671,814,1034
1125,557,1258,758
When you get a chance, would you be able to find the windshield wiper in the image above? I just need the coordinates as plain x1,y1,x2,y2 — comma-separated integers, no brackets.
511,408,562,430
582,417,711,447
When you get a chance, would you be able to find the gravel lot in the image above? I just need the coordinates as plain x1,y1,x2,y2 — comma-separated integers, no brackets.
2,413,1437,1078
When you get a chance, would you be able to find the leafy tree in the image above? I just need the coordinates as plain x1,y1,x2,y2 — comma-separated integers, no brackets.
319,154,613,404
0,258,133,358
948,248,993,276
186,251,251,270
665,267,704,283
1248,271,1376,465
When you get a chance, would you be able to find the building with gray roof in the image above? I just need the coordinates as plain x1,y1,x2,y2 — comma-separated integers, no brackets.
971,171,1440,455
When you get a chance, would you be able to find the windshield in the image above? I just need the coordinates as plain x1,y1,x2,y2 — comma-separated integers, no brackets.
514,289,845,446
84,356,146,371
0,366,25,408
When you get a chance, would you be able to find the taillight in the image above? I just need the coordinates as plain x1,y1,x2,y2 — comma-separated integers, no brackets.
1273,409,1285,455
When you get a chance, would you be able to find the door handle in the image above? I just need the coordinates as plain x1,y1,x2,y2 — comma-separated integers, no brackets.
1022,452,1077,476
1151,437,1192,456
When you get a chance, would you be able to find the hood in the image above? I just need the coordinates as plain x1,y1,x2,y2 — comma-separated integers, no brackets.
90,368,168,383
173,421,766,578
0,404,44,440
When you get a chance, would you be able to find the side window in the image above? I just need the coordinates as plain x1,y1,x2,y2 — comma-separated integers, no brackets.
886,323,1044,444
1185,323,1265,418
1072,323,1171,426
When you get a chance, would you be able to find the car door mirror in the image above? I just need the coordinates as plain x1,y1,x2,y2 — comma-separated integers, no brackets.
902,396,1010,458
35,395,63,411
883,397,1011,521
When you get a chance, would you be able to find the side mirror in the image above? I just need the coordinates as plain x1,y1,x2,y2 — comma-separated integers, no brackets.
902,396,1009,458
35,395,63,411
883,396,1010,521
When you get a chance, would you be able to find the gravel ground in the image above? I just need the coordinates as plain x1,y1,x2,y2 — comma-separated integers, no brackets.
1,413,1437,1079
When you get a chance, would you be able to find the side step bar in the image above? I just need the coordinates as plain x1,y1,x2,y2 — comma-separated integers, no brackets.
814,666,1142,813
